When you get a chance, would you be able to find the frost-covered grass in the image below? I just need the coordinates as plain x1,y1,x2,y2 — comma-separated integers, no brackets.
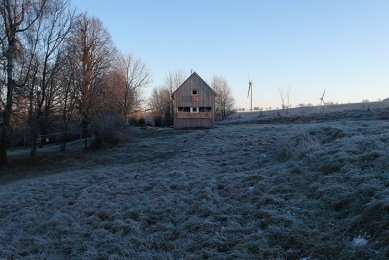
1,108,389,259
230,101,389,120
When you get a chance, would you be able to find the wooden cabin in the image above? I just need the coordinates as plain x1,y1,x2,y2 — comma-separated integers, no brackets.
172,72,217,129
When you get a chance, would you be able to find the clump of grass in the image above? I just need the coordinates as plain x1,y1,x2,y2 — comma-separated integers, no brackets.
284,133,322,159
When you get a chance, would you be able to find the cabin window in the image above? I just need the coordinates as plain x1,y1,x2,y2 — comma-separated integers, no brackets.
199,107,212,112
191,107,198,112
178,107,190,112
192,90,197,95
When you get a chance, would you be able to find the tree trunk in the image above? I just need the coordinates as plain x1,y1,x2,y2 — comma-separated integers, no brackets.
0,106,11,165
29,119,40,163
82,117,89,149
0,127,9,166
84,127,88,149
60,127,68,151
0,57,15,166
30,132,38,165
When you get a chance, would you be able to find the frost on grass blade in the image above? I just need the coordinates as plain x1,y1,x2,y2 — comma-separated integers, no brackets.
352,235,368,247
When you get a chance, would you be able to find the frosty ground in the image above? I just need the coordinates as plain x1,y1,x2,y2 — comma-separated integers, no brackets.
1,107,389,259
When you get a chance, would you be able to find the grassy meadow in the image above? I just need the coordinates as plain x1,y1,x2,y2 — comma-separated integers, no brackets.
1,106,389,259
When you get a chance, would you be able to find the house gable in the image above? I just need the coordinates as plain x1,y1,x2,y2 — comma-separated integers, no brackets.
172,72,217,98
172,72,216,129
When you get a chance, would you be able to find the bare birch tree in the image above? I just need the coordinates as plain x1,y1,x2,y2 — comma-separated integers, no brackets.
113,52,152,123
163,69,186,126
279,86,291,116
148,85,170,126
212,75,234,120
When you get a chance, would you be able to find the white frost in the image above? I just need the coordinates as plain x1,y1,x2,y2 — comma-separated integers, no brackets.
352,235,368,247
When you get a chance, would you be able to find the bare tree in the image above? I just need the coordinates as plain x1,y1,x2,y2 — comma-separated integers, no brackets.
57,50,78,151
163,69,186,126
68,13,117,148
112,52,152,123
26,0,77,161
279,86,291,116
148,85,170,126
0,0,48,166
212,75,235,120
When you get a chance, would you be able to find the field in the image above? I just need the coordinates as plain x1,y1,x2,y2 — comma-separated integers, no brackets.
1,106,389,259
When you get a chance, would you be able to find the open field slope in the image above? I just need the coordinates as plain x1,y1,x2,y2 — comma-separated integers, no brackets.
1,108,389,259
230,101,389,120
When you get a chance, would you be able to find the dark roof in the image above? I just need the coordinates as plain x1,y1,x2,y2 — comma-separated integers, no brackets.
172,71,217,98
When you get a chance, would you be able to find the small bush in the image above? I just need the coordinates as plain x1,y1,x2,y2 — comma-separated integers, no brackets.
91,114,133,149
128,117,137,126
154,117,163,127
138,118,146,126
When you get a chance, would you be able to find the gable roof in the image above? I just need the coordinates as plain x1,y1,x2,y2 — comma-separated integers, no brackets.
172,71,217,98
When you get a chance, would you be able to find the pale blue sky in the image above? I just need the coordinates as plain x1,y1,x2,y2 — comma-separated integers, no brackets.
72,0,389,110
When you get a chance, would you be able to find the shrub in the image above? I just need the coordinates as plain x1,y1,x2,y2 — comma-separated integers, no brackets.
154,117,163,127
128,117,137,126
138,117,146,126
91,114,133,149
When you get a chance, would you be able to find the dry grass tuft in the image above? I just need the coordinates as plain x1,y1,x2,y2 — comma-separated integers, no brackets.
285,133,322,159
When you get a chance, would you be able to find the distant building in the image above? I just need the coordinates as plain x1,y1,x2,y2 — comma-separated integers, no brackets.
172,72,217,129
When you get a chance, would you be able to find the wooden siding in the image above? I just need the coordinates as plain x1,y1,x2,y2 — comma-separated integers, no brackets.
173,72,216,129
177,112,212,119
174,117,214,128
